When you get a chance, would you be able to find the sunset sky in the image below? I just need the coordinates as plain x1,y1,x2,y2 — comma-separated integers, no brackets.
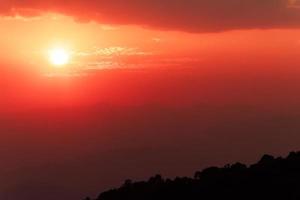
1,0,300,199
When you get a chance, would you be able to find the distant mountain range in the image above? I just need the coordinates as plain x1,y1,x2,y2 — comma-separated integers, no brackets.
84,151,300,200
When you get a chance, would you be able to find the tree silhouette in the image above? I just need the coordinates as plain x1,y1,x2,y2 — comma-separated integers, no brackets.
84,151,300,200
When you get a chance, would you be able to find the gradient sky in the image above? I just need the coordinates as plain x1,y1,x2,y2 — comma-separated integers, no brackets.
1,1,300,199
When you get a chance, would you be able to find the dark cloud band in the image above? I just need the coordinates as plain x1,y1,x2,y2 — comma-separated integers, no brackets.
1,0,300,32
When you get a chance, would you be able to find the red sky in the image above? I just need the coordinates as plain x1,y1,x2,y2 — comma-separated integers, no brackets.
1,1,300,199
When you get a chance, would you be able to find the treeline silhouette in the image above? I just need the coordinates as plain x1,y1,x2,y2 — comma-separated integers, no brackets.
84,151,300,200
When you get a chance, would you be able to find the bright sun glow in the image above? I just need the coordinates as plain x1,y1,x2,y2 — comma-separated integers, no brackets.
49,48,70,66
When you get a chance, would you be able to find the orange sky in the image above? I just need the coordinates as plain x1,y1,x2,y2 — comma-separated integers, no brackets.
1,13,300,112
0,12,300,73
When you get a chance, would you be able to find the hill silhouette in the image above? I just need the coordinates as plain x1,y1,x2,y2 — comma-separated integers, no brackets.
84,151,300,200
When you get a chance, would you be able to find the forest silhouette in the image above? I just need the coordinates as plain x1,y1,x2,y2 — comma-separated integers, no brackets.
84,151,300,200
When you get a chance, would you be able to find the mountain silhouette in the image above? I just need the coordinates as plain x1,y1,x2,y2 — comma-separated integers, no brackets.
84,151,300,200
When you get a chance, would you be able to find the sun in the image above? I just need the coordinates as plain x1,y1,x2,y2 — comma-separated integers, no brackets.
49,48,70,66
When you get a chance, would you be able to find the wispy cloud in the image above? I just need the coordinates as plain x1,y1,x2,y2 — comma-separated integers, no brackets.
75,46,152,58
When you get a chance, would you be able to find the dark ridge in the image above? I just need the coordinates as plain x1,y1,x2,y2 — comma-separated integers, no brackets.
84,151,300,200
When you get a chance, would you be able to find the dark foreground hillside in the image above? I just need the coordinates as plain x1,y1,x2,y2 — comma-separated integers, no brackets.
85,152,300,200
